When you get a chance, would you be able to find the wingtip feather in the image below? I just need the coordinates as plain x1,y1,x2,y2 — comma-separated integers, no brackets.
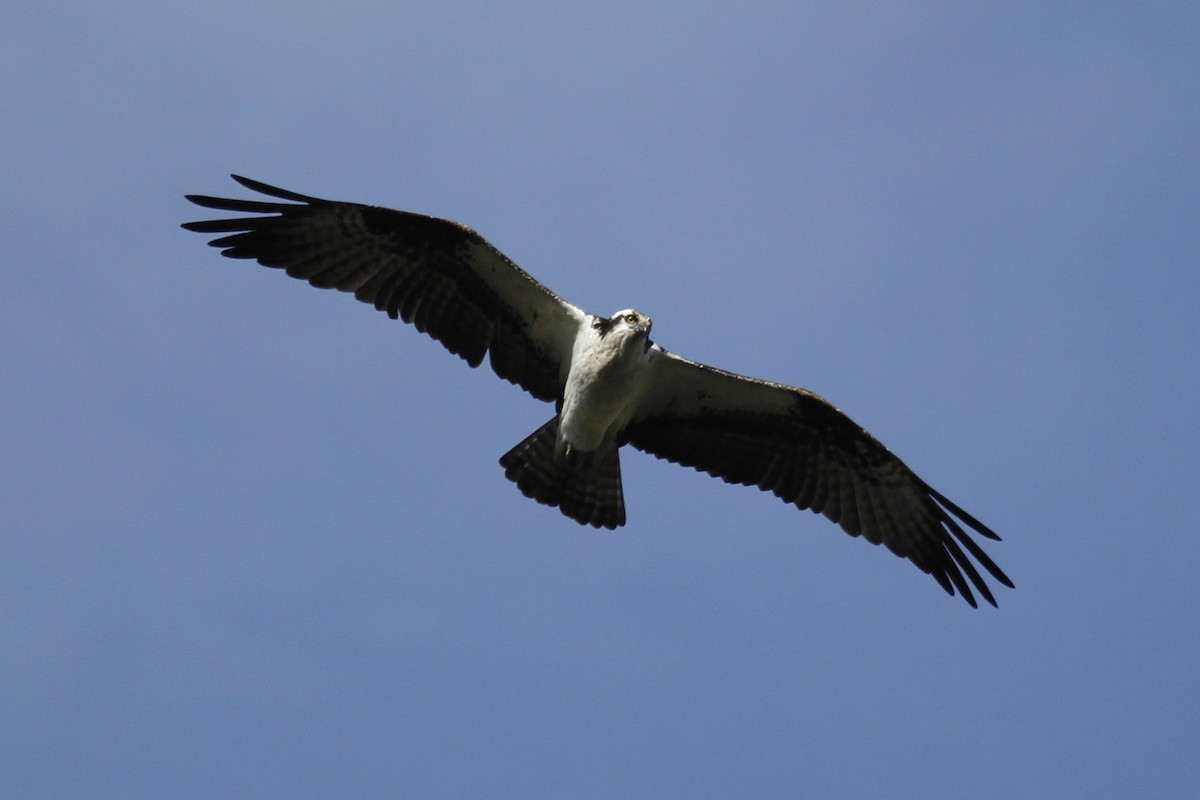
229,174,326,204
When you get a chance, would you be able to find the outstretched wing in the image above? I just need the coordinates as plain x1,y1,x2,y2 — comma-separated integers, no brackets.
627,349,1013,607
182,175,587,402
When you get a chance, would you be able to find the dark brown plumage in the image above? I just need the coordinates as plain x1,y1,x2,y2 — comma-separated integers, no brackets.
184,175,1013,607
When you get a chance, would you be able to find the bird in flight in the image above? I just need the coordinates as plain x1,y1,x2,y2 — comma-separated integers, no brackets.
183,175,1013,607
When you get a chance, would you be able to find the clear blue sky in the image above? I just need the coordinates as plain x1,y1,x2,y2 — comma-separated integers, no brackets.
3,2,1198,797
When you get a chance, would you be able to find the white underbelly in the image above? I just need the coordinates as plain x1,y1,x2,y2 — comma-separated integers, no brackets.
557,318,656,454
559,376,633,452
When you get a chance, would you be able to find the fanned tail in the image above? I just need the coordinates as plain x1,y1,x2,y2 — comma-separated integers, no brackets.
499,417,626,529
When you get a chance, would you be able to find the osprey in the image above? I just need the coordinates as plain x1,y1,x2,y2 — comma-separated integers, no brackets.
183,175,1013,607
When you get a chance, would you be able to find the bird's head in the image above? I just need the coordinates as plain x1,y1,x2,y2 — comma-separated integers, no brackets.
606,309,652,339
592,309,654,353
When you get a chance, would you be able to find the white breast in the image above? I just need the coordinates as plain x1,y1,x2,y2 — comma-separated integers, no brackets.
557,322,655,454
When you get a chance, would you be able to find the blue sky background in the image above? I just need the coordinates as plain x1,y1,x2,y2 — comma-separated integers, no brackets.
3,2,1198,797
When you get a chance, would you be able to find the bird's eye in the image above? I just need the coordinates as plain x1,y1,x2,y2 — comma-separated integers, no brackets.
625,314,638,324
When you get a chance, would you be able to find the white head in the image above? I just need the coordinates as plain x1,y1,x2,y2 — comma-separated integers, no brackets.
601,308,652,338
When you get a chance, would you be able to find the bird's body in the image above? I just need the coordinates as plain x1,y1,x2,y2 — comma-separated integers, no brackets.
183,175,1014,607
559,310,654,454
501,310,656,530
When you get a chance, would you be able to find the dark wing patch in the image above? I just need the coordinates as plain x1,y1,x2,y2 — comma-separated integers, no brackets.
183,175,585,402
628,352,1012,607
